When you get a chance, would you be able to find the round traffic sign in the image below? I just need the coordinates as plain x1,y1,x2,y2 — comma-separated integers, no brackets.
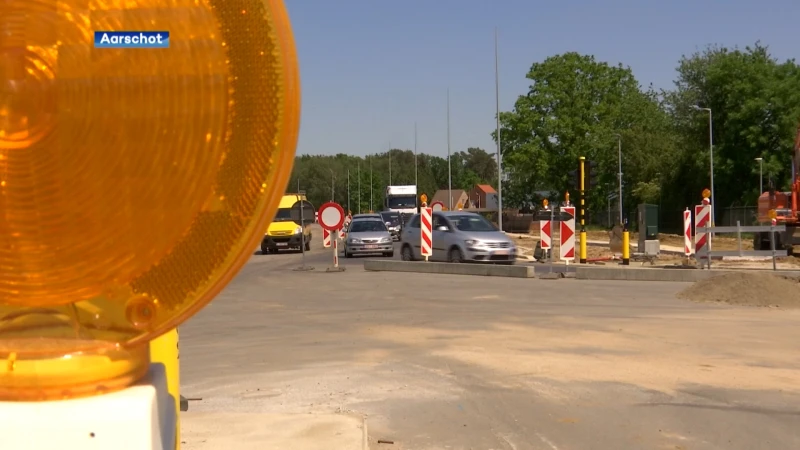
431,201,444,212
318,202,345,231
290,200,316,226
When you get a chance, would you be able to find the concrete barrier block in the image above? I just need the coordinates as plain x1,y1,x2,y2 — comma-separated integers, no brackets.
363,260,535,278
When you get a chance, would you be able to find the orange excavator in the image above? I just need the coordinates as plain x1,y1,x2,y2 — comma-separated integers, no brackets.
755,122,800,253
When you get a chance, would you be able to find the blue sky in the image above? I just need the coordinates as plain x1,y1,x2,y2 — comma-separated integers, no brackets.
286,0,799,158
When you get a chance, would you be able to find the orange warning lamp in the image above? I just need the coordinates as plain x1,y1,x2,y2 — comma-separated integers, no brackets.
0,0,300,401
702,188,711,199
768,209,778,220
420,193,428,204
542,199,549,208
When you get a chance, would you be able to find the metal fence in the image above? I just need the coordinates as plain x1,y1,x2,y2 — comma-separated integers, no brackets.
584,205,760,235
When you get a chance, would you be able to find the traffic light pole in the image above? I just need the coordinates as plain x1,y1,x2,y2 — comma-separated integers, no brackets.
579,156,587,264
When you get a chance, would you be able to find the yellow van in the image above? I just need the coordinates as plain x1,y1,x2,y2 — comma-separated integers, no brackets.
261,193,313,253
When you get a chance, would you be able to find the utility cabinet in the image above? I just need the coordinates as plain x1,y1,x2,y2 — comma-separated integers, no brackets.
637,204,660,255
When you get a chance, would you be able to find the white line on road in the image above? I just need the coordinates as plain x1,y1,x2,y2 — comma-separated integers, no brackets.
535,432,560,450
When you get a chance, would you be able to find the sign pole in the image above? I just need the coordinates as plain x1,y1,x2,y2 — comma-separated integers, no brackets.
300,199,307,265
549,206,554,274
291,195,315,271
333,233,339,268
319,202,346,273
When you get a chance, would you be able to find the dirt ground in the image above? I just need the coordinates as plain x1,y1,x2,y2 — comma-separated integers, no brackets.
678,272,800,309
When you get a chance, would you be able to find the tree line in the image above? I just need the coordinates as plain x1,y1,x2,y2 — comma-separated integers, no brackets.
494,42,800,223
288,147,498,213
289,42,800,225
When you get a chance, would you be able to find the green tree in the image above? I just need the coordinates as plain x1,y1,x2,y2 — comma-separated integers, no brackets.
664,43,800,211
492,52,673,213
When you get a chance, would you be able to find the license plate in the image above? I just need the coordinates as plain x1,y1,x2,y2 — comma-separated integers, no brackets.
276,243,288,247
364,244,378,249
494,249,509,255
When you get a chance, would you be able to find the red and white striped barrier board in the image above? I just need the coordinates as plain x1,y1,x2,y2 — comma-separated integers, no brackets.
315,211,319,223
683,208,692,256
338,228,345,240
420,207,433,258
559,206,575,261
540,216,552,250
322,228,331,248
694,203,711,259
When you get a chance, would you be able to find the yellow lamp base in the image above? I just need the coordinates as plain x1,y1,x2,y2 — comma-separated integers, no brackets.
0,339,150,402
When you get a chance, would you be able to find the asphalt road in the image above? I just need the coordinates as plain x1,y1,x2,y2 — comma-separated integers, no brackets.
257,224,574,274
181,237,800,449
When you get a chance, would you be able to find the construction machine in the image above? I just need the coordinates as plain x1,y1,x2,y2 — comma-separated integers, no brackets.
754,122,800,253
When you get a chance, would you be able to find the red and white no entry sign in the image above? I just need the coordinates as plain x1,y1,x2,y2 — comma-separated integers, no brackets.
318,202,345,231
431,201,444,212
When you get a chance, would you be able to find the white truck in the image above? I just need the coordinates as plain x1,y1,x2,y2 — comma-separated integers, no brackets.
384,185,417,217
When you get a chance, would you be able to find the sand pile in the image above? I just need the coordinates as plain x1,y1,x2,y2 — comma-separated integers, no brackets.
678,272,800,308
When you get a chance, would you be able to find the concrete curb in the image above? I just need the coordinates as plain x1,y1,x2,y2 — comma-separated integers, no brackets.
363,260,536,278
575,265,800,282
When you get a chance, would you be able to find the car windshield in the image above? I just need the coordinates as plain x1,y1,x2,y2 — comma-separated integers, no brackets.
387,195,416,209
381,213,401,226
449,215,496,232
349,220,387,233
273,208,292,222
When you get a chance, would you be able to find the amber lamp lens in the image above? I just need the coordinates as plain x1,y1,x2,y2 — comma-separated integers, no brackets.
0,0,300,400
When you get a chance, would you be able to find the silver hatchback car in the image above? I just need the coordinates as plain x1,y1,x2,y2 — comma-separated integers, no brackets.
400,211,517,264
343,219,394,258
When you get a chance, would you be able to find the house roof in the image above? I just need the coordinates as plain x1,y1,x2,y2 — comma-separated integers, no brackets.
432,189,467,208
475,184,496,194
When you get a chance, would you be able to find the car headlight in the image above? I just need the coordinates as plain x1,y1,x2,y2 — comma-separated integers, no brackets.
379,237,391,243
348,238,362,244
294,226,303,234
465,239,479,246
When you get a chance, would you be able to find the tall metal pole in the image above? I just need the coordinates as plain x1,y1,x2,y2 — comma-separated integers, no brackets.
755,157,763,194
358,161,361,214
447,88,452,210
616,134,623,225
414,122,418,188
388,142,392,185
693,105,716,227
347,169,351,214
708,109,715,225
329,169,335,202
494,28,503,230
370,156,373,211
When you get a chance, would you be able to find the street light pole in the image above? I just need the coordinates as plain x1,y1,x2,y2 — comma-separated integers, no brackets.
615,133,623,225
388,142,392,185
358,161,361,214
755,157,764,194
494,27,503,231
329,169,335,202
347,169,351,214
693,105,715,224
447,88,452,210
414,122,418,189
369,156,373,211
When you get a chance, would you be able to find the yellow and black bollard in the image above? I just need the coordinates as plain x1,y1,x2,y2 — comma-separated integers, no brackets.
579,157,587,263
151,328,181,449
622,220,630,265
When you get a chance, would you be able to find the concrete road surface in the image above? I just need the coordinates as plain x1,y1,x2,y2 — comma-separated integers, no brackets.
259,224,574,274
182,240,800,449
